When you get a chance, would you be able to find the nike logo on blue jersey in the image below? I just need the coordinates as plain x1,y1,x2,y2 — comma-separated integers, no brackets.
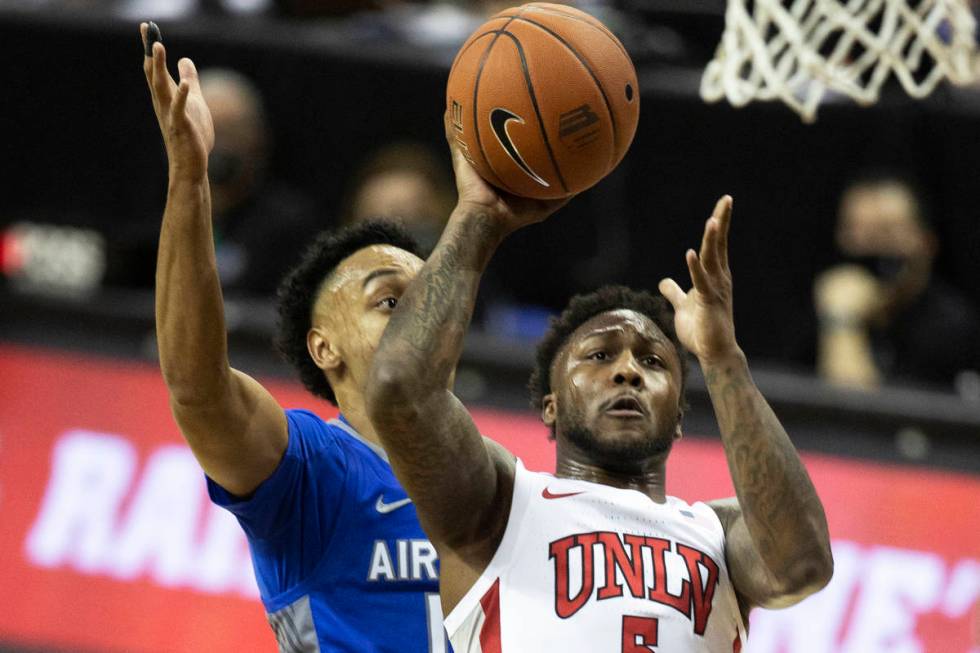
375,495,413,514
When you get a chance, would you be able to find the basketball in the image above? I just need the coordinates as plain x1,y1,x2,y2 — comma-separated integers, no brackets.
446,3,639,200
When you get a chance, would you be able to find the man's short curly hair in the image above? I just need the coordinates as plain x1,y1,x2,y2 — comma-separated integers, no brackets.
528,285,688,413
275,219,421,405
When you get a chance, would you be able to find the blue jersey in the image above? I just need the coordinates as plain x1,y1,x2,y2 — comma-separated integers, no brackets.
208,409,446,653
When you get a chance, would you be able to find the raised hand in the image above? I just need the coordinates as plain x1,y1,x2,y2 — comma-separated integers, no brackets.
140,22,214,180
444,111,570,235
658,196,740,365
814,264,882,325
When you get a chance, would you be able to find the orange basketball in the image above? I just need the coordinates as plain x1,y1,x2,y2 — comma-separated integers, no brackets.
446,3,639,200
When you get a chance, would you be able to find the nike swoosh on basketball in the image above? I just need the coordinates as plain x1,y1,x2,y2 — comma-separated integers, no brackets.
489,107,551,188
375,495,413,514
542,487,584,500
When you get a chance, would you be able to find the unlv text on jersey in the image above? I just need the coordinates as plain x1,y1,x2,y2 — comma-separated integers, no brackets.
549,532,720,635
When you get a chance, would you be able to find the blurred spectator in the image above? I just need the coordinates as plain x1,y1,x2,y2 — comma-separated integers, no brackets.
123,0,271,20
108,68,320,296
813,174,980,390
340,140,542,332
342,141,455,253
276,0,423,18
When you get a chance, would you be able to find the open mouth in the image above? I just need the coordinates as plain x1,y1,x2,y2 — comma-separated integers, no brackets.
604,395,645,418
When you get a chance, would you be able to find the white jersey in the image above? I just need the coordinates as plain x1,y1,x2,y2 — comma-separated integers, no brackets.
445,460,747,653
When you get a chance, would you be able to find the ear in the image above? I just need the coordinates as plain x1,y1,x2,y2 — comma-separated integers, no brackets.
307,326,342,373
541,393,558,428
673,410,684,442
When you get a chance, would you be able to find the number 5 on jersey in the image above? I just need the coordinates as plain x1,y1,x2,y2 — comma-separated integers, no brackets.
623,615,658,653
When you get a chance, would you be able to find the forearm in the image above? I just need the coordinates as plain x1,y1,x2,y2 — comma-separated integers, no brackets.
704,350,832,586
366,204,514,556
372,205,503,402
817,324,880,388
155,175,230,404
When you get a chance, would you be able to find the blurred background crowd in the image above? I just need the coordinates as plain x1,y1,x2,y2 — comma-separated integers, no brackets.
1,1,980,652
3,0,980,393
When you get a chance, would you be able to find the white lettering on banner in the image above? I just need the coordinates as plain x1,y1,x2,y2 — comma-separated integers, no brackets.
24,430,258,598
748,542,979,653
943,560,980,618
112,445,205,585
26,430,137,572
841,546,945,653
746,541,864,653
192,502,262,597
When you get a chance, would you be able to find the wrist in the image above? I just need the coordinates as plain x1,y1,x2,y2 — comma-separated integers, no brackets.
698,346,748,375
449,202,509,246
167,168,208,189
167,166,208,187
168,158,209,185
817,312,865,331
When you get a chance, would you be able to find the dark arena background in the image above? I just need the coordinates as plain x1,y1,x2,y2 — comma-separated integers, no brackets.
1,1,979,652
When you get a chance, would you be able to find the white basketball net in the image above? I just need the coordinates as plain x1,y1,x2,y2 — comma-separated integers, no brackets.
700,0,979,121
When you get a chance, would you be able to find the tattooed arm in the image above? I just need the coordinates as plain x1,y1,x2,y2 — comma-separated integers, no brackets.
703,358,833,611
366,123,568,609
659,197,833,612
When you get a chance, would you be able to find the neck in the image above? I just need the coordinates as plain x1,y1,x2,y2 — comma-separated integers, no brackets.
554,438,669,503
333,384,384,448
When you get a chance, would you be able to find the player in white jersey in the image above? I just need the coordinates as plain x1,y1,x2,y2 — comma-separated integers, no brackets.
446,457,747,651
365,126,834,652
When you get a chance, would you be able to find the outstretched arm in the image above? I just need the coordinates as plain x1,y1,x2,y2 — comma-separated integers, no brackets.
142,23,285,497
366,122,567,603
659,197,833,611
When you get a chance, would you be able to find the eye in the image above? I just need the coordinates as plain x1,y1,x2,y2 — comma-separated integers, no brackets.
642,355,663,367
377,297,398,310
588,351,607,361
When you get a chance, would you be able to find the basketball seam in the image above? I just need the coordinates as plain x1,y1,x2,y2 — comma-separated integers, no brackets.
525,5,631,62
448,20,508,84
509,16,618,171
473,24,522,194
498,30,569,195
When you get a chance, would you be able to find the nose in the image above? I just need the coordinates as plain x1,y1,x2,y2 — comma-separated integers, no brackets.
612,354,643,388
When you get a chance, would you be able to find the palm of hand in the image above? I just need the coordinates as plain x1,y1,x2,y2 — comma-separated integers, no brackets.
671,287,736,363
142,24,214,178
446,120,570,234
658,196,740,365
172,89,214,166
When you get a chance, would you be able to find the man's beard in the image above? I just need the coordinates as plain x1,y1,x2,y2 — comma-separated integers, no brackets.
561,414,675,473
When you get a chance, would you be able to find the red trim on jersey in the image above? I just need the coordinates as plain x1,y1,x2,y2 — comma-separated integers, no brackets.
478,578,502,653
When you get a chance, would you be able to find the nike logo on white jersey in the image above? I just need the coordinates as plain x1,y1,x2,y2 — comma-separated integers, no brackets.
375,495,413,514
542,487,584,500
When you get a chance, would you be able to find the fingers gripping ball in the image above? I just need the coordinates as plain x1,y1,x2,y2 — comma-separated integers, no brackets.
446,3,639,200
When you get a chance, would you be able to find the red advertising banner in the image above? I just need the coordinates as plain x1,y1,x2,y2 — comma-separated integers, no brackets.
0,344,977,652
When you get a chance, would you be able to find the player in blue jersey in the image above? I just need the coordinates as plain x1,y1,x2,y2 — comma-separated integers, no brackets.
141,22,451,652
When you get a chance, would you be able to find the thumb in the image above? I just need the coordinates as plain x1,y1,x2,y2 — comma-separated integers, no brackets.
443,109,455,145
177,57,200,93
172,78,190,117
658,278,686,308
450,141,482,187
